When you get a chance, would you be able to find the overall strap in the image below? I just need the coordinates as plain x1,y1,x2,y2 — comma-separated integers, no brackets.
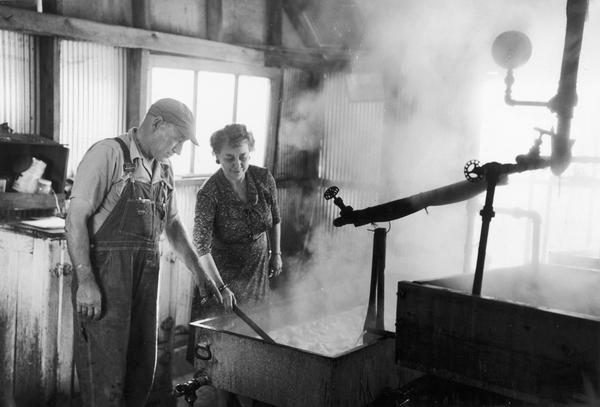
113,137,136,174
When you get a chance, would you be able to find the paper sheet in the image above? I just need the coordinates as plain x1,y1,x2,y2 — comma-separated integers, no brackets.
20,216,65,230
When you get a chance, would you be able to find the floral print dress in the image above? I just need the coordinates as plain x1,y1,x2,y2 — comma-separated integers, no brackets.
192,165,280,316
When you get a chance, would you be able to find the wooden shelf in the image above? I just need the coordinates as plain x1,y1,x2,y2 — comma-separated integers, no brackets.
0,192,64,211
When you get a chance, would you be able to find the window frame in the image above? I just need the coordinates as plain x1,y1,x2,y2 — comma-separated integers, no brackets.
146,53,282,179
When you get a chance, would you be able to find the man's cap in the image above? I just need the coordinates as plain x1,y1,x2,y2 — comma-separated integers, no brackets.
147,98,198,145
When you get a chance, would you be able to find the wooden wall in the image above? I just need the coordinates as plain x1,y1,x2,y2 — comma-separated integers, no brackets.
148,0,207,38
56,0,133,26
221,0,267,45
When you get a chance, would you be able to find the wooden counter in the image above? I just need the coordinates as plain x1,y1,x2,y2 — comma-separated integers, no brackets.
0,224,73,406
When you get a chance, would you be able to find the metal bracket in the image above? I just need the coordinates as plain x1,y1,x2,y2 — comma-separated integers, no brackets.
194,343,212,361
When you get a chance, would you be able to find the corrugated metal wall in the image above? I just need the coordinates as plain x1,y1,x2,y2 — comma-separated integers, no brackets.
164,180,205,326
0,30,38,134
174,181,204,237
275,68,319,180
274,68,320,255
319,72,385,229
275,68,386,255
59,40,127,176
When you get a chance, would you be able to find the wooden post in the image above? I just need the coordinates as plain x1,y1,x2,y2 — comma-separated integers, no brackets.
206,0,222,42
131,0,151,30
128,0,150,130
265,0,283,172
38,37,60,141
126,48,149,129
266,0,282,47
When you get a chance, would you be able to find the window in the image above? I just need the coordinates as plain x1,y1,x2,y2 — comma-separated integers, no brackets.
149,56,280,177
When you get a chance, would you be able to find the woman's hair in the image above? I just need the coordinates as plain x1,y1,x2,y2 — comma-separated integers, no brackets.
210,124,255,155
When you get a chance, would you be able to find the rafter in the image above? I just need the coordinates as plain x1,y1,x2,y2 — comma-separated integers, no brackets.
281,0,322,48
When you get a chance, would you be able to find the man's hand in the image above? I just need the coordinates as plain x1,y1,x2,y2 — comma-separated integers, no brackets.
77,274,102,320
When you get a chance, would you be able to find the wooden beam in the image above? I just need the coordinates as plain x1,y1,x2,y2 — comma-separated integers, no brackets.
0,5,351,71
0,0,38,11
281,0,321,48
38,36,60,141
261,45,350,72
205,0,222,42
126,48,149,129
0,192,64,211
0,5,264,65
266,0,282,47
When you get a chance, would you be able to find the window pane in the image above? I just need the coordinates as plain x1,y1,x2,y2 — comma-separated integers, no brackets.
236,75,272,167
150,67,194,176
194,71,235,175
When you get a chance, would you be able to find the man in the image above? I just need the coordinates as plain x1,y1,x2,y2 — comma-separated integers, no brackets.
66,98,229,406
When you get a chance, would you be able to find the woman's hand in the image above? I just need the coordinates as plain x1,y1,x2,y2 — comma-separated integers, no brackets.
220,287,236,312
269,253,283,277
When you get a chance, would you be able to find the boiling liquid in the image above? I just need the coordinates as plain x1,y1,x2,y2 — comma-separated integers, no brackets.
267,306,366,357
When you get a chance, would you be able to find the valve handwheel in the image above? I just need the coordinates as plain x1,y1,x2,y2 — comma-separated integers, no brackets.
324,186,339,200
464,159,483,182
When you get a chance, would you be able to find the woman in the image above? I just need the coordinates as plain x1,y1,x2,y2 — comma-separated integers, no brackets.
193,123,282,315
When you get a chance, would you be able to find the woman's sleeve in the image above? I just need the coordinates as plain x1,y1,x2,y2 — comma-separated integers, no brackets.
193,188,216,256
267,170,280,224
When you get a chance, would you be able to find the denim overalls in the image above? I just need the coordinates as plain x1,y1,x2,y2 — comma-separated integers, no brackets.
72,138,173,406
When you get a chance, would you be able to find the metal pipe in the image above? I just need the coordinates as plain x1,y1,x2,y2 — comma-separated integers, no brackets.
364,231,378,331
465,204,543,270
549,0,588,175
375,228,386,330
364,227,387,331
333,180,487,227
504,69,550,108
495,207,542,269
472,164,502,296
